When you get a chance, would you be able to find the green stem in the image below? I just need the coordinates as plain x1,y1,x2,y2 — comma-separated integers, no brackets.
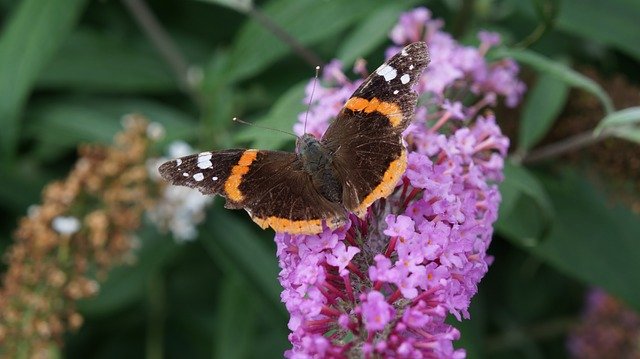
519,130,610,164
121,0,205,108
146,273,165,359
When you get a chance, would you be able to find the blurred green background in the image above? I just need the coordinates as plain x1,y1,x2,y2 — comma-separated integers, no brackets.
1,0,639,358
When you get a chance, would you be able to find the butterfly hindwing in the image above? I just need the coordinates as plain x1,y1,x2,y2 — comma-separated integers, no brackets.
235,150,346,234
322,41,429,217
159,149,346,234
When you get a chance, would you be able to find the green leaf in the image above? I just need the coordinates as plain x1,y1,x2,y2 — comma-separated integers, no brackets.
214,275,257,359
594,107,640,144
595,106,640,132
226,0,378,82
497,161,554,246
195,0,253,12
531,171,640,312
25,97,197,158
0,164,48,213
518,73,569,151
202,208,283,313
234,81,305,149
37,29,176,93
336,1,414,66
0,0,88,161
557,0,640,61
607,128,640,144
456,292,487,357
78,231,178,317
495,48,614,115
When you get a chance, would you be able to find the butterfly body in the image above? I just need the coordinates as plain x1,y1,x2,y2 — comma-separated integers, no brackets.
298,134,342,203
159,42,430,234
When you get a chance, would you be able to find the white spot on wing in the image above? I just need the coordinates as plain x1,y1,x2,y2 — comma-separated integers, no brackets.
401,49,408,56
393,90,399,95
183,172,189,177
376,64,397,82
400,74,410,84
197,152,213,169
212,176,218,181
193,173,204,181
176,158,182,165
409,65,414,70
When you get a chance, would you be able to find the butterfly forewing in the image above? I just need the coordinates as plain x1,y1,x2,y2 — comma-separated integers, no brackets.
158,149,246,195
322,41,430,217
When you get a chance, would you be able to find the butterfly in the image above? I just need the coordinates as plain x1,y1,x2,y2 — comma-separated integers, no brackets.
159,42,429,235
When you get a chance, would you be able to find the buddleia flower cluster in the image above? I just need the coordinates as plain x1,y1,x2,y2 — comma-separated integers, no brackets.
277,7,524,358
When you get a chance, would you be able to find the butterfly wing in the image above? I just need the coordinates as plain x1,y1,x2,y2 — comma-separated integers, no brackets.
321,41,430,217
158,149,346,234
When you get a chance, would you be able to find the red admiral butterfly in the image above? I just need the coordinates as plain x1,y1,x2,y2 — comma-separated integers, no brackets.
159,42,429,234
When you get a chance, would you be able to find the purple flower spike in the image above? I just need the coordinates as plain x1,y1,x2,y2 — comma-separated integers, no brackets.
276,6,524,358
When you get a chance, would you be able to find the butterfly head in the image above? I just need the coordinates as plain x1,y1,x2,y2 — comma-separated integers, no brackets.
296,133,320,155
297,133,331,172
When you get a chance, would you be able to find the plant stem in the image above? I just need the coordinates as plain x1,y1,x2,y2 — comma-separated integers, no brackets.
247,6,323,67
121,0,204,107
520,130,609,164
146,274,165,359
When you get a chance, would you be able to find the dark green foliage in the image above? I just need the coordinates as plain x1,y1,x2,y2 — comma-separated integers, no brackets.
1,0,639,357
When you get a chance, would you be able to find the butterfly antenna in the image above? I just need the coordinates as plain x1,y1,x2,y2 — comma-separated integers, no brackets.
232,117,297,138
303,66,321,135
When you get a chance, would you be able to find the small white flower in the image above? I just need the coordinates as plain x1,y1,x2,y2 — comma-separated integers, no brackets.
168,141,194,158
146,122,166,140
147,142,214,242
146,158,164,182
27,205,41,218
52,216,81,235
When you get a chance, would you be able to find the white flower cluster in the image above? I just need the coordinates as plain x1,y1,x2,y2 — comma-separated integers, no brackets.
147,141,213,242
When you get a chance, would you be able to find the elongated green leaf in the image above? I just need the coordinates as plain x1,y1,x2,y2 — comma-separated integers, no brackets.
337,1,415,66
195,0,253,12
0,0,87,161
595,106,640,132
202,208,283,312
593,107,640,144
497,161,554,246
0,166,48,213
518,73,569,151
214,275,257,359
531,172,640,311
234,81,305,149
25,97,197,156
495,48,614,115
608,128,640,144
227,0,379,82
37,29,176,93
78,230,178,317
557,0,640,61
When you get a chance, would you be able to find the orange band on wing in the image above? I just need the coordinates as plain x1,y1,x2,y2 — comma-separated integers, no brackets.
251,215,345,235
224,150,258,202
252,216,323,234
353,150,407,217
345,96,403,127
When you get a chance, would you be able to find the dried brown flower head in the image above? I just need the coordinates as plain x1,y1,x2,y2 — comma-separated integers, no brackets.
0,115,160,357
